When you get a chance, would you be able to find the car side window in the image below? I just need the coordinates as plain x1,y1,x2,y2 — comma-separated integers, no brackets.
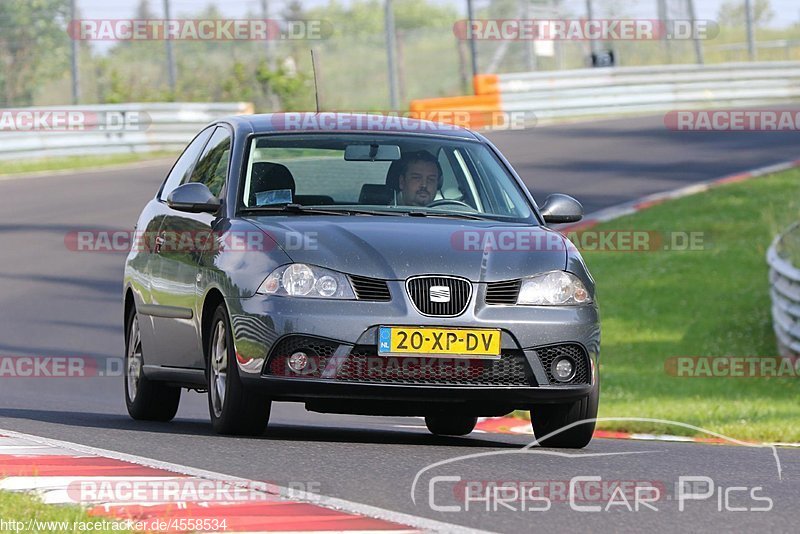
187,127,231,198
159,127,214,201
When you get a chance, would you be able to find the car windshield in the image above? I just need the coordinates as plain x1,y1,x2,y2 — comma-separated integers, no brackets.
239,134,535,223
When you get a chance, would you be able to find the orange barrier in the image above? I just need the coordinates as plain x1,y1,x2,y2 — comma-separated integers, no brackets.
473,74,500,95
409,82,501,129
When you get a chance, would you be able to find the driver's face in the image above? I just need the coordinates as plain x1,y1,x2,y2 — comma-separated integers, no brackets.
399,161,439,207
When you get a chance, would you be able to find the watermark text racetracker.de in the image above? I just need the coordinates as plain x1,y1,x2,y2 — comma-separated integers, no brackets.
68,18,333,41
665,109,800,131
0,110,148,132
453,19,719,41
269,111,535,131
665,356,800,378
0,356,122,378
451,229,709,253
67,478,323,504
64,229,319,253
268,352,483,380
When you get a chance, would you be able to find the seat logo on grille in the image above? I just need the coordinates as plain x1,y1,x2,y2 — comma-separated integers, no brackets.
429,286,451,303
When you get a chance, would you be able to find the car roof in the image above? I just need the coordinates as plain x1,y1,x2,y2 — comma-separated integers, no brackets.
222,113,481,140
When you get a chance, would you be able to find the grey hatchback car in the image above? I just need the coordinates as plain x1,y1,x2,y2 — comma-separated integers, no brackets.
123,113,600,448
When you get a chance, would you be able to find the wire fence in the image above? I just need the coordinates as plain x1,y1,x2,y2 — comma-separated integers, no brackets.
0,0,799,111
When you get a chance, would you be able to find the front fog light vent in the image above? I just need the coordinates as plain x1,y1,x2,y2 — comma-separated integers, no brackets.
288,351,310,373
552,357,575,382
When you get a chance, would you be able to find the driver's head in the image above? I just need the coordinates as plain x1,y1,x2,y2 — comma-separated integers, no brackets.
398,151,442,207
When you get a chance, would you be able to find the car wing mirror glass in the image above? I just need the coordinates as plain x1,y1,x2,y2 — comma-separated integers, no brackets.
167,183,221,213
539,193,583,224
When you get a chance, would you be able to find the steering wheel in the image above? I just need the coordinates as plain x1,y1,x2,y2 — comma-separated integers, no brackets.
427,199,476,210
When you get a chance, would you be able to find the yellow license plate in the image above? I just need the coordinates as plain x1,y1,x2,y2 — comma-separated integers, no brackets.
378,327,501,357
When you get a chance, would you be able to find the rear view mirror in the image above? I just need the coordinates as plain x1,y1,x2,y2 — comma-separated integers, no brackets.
344,144,401,161
539,193,583,224
167,183,221,213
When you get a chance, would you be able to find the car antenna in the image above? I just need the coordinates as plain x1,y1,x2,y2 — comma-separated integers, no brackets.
311,49,321,113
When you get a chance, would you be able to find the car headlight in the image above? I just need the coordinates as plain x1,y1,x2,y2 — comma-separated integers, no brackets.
517,271,591,305
257,263,356,299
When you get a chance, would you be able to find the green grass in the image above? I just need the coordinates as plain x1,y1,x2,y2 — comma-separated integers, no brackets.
0,151,178,177
0,491,130,533
569,167,800,443
513,168,800,442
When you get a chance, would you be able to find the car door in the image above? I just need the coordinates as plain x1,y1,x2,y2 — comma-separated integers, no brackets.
149,126,232,370
136,126,214,362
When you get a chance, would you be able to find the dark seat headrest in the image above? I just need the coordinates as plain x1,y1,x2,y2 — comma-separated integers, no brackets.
385,151,443,191
359,184,394,205
385,159,404,191
250,162,296,206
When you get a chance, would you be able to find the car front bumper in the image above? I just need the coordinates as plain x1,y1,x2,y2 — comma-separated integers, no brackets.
226,281,600,412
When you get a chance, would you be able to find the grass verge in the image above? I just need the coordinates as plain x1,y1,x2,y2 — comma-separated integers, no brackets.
0,151,178,177
0,491,130,533
518,167,800,443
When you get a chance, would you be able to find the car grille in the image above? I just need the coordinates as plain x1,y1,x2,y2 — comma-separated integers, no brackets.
485,279,522,305
536,344,590,385
264,340,533,386
349,275,391,301
336,347,532,386
406,275,472,317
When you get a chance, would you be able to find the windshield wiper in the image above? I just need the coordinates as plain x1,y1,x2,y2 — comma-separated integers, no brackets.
406,210,489,221
241,204,405,217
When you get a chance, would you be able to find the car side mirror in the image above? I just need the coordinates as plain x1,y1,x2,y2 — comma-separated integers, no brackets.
539,193,583,224
167,183,221,213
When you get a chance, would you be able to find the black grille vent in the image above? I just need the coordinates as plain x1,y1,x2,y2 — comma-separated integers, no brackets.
537,344,590,385
486,279,522,305
338,347,532,386
264,336,338,378
349,275,391,301
406,276,472,317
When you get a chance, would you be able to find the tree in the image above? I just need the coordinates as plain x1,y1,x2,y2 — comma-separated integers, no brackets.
305,0,457,37
0,0,70,105
718,0,774,28
135,0,156,20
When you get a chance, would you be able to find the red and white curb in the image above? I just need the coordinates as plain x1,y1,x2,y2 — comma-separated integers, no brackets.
561,158,800,232
474,417,800,448
0,429,481,534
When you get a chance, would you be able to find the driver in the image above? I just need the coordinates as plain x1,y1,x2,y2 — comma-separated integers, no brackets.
397,151,442,207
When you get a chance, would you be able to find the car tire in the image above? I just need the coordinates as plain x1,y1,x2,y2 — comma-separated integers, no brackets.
124,307,181,422
425,415,478,436
207,303,271,436
530,386,599,448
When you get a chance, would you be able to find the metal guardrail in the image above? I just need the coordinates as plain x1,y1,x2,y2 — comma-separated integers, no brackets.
410,61,800,127
0,102,253,161
494,61,800,121
767,222,800,358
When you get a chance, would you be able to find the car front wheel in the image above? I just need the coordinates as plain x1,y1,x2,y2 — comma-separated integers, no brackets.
207,304,271,436
124,307,181,421
530,386,599,448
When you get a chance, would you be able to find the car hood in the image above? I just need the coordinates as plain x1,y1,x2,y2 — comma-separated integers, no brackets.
245,215,568,282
